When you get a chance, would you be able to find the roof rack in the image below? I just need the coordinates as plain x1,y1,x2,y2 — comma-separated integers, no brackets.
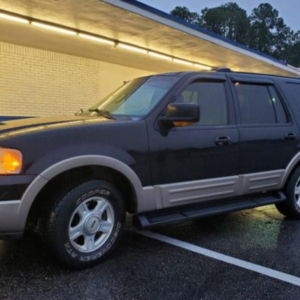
212,67,232,73
200,68,299,79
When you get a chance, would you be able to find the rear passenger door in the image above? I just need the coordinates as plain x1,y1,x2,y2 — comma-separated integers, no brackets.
229,76,300,182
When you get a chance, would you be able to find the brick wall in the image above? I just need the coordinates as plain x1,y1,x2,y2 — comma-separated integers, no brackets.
0,42,152,117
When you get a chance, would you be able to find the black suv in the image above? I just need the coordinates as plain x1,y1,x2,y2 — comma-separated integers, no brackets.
1,70,300,269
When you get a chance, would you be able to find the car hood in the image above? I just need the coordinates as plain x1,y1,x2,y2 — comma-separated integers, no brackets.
0,115,116,140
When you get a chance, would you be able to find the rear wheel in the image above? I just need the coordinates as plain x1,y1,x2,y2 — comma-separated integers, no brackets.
276,167,300,219
44,180,125,269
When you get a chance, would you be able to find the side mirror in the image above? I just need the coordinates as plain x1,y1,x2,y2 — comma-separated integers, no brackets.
159,103,200,128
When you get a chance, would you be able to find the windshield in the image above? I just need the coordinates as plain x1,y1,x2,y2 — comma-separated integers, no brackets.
86,75,179,118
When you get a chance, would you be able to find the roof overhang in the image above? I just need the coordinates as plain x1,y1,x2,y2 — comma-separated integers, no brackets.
0,0,299,77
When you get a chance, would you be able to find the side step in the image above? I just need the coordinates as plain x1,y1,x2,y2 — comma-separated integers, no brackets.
132,192,286,229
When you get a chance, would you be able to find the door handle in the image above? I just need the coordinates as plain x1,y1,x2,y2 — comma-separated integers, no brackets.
285,133,297,141
215,136,232,146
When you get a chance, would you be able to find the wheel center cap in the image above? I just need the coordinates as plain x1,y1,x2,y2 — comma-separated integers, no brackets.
84,216,101,235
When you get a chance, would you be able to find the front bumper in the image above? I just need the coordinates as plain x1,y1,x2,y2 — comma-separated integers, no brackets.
0,175,36,238
0,201,22,238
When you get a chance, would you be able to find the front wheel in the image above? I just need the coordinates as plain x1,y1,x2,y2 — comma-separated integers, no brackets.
45,180,126,269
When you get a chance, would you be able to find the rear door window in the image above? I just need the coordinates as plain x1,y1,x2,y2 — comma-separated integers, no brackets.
234,83,288,124
269,86,288,123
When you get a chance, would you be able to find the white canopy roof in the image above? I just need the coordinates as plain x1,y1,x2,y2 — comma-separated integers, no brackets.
0,0,299,77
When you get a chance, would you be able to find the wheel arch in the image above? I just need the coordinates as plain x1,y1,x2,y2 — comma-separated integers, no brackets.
18,155,150,231
281,152,300,188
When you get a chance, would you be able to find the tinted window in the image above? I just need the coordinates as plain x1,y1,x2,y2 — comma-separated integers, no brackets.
269,86,288,123
287,84,300,109
235,83,287,124
176,81,228,126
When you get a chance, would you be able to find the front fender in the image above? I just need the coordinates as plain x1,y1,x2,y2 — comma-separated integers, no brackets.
15,155,156,232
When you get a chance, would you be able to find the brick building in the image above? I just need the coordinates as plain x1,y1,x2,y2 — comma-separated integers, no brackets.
0,0,299,118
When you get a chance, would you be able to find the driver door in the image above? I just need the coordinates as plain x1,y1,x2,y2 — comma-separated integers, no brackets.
147,75,239,208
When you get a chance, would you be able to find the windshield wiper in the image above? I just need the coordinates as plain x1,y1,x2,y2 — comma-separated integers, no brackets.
75,108,84,116
88,109,115,119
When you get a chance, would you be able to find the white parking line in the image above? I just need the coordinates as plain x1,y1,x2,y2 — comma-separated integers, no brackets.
136,229,300,287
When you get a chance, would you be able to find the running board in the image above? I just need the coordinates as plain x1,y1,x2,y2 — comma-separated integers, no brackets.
133,192,286,229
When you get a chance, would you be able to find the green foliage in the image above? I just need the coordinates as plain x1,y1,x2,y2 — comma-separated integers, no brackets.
170,6,200,25
286,37,300,67
170,2,300,67
247,3,277,54
200,3,249,45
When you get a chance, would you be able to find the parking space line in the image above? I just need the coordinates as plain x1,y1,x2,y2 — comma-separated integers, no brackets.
135,229,300,287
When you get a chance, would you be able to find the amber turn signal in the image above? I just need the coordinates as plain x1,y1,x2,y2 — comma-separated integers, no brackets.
0,148,23,174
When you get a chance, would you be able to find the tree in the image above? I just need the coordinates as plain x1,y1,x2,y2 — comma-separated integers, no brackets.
170,6,200,25
247,4,279,54
272,18,295,62
247,4,299,66
170,3,300,67
285,33,300,67
200,3,249,45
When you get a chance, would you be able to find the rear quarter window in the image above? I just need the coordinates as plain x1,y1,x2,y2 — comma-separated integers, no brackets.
286,83,300,112
287,83,300,102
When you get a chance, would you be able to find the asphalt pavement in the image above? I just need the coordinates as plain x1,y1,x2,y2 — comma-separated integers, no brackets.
1,205,300,300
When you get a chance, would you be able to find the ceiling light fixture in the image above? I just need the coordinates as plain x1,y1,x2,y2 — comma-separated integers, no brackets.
78,33,115,45
148,51,172,61
193,63,212,70
173,59,194,66
118,43,148,54
31,21,77,35
0,12,29,24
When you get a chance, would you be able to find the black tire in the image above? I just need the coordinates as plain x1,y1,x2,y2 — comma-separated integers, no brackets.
44,180,126,269
275,167,300,219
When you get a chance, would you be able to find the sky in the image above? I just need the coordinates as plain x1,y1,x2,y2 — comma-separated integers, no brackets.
140,0,300,31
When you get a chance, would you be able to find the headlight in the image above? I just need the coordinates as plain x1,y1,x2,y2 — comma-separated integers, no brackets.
0,148,23,174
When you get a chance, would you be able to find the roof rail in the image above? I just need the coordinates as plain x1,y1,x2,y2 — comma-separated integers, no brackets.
213,67,232,73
